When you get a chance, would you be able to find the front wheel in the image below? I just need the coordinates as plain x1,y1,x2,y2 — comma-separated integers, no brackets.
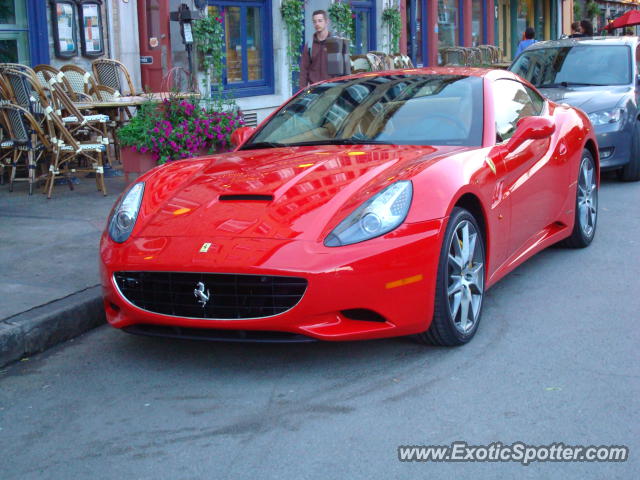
561,149,598,248
415,207,485,346
619,121,640,181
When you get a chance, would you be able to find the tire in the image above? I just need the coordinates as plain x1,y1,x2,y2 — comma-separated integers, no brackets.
415,207,485,346
561,149,598,248
619,121,640,181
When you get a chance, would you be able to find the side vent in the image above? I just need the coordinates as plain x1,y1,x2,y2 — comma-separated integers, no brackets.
219,194,274,202
242,112,258,127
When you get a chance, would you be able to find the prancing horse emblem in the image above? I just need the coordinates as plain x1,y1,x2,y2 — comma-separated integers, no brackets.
194,281,211,307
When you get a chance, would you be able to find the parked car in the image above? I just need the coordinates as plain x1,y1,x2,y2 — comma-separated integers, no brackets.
100,68,598,347
510,36,640,181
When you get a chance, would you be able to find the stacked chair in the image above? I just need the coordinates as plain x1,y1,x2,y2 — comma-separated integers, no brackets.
0,65,109,197
351,52,415,73
440,45,504,66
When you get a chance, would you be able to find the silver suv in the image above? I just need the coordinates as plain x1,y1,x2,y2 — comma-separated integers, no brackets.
510,36,640,181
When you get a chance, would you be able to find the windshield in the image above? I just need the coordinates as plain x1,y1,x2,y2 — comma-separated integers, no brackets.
243,74,484,148
511,44,632,87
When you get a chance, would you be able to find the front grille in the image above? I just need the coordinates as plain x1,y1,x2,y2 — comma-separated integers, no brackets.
114,272,307,319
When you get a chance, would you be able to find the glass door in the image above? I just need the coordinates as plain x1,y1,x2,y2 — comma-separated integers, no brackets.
0,0,30,63
137,0,172,92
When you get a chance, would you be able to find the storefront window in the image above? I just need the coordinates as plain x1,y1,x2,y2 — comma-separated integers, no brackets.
438,0,459,49
472,0,483,46
351,1,374,55
516,0,528,42
246,7,262,81
0,0,29,63
354,9,369,53
208,1,272,96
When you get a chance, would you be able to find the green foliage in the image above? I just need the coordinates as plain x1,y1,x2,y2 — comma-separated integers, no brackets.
585,1,599,19
116,100,161,151
192,14,225,96
328,1,354,44
281,0,305,73
573,2,582,21
117,95,244,165
381,7,401,54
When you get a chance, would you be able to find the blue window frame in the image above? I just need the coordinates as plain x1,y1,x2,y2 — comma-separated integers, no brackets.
208,0,273,98
351,0,375,54
1,0,49,65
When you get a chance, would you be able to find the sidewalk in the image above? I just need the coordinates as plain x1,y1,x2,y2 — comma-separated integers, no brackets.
0,171,130,367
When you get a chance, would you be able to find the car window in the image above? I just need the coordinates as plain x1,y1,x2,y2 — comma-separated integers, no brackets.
511,45,632,86
493,79,541,142
524,85,545,114
247,74,485,147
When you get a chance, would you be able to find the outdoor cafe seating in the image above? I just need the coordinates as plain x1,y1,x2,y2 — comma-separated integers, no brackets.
0,58,199,197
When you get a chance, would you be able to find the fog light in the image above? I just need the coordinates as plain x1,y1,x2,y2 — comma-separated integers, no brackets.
599,147,614,159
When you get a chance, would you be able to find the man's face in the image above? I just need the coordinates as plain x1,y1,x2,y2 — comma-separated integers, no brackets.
312,14,328,33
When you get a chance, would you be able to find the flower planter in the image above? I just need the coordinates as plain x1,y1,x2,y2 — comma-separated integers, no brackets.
120,147,158,183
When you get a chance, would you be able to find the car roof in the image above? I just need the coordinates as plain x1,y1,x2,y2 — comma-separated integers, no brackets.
334,66,518,82
525,36,639,50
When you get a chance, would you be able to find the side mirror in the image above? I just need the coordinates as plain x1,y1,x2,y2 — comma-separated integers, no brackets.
505,116,555,152
231,126,256,147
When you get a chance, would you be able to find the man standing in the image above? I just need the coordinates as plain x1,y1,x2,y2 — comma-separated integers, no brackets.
299,10,351,89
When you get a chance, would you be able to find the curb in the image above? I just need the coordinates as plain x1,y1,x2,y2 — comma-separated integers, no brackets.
0,286,106,368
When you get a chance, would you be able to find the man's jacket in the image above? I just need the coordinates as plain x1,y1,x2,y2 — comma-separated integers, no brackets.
300,32,351,89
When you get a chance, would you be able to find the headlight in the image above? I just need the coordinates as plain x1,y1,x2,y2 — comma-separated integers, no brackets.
108,182,144,243
324,181,413,247
588,108,624,126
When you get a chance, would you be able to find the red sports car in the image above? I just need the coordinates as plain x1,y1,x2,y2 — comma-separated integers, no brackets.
100,68,598,346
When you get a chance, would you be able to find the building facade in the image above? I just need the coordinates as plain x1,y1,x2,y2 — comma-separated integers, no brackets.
12,1,600,122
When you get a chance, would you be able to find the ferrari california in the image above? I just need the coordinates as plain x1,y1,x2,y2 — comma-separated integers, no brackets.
100,68,598,346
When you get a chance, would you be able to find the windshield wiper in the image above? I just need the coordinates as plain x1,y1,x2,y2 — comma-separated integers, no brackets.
239,141,288,150
538,81,605,88
286,139,394,146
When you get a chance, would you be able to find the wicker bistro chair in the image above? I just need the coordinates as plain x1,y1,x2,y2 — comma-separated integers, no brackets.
390,54,414,69
42,106,107,198
91,59,137,96
368,51,394,70
1,68,48,122
0,103,52,194
477,45,496,65
60,64,121,101
351,54,372,73
365,52,386,71
33,64,63,92
59,64,96,102
466,47,483,66
0,75,14,183
48,79,111,149
440,47,469,66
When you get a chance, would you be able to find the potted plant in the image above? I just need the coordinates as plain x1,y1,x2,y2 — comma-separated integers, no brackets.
116,94,245,174
116,100,160,175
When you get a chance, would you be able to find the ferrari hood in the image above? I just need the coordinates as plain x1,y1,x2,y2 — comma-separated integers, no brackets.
138,144,465,241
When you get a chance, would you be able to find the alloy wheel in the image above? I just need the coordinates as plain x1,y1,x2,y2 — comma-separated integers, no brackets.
446,220,484,334
577,155,597,238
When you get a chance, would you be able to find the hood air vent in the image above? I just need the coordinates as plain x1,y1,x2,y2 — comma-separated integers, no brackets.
219,194,274,202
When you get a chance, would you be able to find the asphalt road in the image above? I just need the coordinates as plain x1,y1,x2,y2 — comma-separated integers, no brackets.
1,174,638,479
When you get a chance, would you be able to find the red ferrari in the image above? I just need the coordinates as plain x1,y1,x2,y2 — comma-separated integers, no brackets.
100,68,598,346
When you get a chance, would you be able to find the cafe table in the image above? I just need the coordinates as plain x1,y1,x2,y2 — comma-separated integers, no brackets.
73,91,199,110
73,92,199,175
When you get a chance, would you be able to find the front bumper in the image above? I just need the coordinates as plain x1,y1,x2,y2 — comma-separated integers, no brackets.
100,219,445,341
595,124,632,170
